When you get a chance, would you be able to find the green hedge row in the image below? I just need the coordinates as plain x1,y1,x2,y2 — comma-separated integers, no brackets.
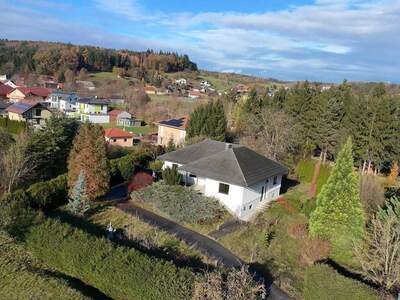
296,160,331,195
304,264,378,300
110,150,153,183
25,218,195,300
1,174,68,211
0,117,27,134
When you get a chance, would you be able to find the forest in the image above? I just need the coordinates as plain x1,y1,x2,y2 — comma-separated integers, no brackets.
0,39,197,78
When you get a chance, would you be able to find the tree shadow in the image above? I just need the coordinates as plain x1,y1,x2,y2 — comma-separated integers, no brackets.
280,176,300,194
25,265,112,300
46,210,214,272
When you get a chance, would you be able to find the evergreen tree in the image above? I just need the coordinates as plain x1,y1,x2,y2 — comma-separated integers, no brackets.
68,123,110,200
310,138,365,255
162,165,182,185
67,170,89,216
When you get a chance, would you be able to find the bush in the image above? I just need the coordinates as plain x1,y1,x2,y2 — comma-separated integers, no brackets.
25,218,194,300
0,190,39,239
149,160,164,172
132,182,226,224
162,166,182,185
304,264,378,300
128,172,154,193
26,174,68,209
0,117,27,134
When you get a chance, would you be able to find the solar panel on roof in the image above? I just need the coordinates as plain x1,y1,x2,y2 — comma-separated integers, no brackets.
161,118,184,127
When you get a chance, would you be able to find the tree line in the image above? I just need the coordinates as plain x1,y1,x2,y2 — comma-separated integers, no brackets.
0,40,197,78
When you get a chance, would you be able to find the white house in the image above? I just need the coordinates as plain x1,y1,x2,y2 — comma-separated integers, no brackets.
158,140,288,221
175,78,187,86
75,97,110,123
46,91,78,112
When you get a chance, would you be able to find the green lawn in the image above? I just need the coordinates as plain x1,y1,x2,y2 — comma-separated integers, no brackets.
0,233,88,300
89,72,130,86
100,122,156,135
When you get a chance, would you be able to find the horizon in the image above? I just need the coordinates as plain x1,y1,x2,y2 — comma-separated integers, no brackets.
1,0,399,83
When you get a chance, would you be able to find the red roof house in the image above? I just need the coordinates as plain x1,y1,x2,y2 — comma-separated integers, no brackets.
104,128,134,147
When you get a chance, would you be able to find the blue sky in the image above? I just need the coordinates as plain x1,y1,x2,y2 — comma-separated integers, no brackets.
0,0,399,82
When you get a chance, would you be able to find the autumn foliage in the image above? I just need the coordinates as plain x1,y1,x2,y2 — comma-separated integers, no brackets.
128,172,154,193
67,123,110,200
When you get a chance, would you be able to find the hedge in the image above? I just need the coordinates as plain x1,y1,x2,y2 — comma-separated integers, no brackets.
296,160,331,194
27,174,68,209
0,117,27,134
304,264,378,300
25,218,195,300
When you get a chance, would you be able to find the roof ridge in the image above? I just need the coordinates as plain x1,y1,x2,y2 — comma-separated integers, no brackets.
231,147,248,186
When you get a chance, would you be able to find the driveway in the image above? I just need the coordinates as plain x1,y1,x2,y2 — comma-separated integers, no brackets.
107,185,291,300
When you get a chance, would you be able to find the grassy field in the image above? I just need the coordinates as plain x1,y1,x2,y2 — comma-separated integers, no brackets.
89,72,130,86
87,202,213,267
100,122,156,135
0,233,88,300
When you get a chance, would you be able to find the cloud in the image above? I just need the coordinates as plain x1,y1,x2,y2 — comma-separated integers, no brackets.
0,0,399,82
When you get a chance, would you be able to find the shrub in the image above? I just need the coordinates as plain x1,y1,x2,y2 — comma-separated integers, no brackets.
25,218,195,300
132,182,226,224
0,117,27,134
27,174,68,209
149,160,164,172
359,175,385,216
128,172,154,192
162,165,182,185
0,190,39,239
304,264,378,300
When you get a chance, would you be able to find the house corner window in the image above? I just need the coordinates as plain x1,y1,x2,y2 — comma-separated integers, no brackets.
113,139,117,142
273,176,278,185
124,138,127,142
218,183,230,195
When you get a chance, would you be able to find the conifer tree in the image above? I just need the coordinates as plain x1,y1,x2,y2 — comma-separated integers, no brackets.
68,123,110,200
67,170,90,216
310,138,365,254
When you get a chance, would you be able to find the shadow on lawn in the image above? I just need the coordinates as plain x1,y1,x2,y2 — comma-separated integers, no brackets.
46,209,214,273
280,177,300,194
26,265,112,300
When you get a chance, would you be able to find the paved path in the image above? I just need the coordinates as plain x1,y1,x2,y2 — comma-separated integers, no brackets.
106,184,291,299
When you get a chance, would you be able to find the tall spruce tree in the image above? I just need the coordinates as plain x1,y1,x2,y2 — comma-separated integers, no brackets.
67,123,110,200
186,100,227,141
67,170,89,216
310,138,365,255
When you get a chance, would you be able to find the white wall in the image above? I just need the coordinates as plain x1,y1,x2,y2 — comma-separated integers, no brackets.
81,114,110,124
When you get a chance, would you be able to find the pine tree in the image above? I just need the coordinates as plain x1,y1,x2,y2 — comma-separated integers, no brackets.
310,138,365,255
68,123,110,200
67,170,90,216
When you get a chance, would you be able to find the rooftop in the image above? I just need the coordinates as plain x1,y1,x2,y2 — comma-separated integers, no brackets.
159,139,288,187
14,87,51,98
6,101,40,114
104,128,134,139
77,97,109,105
0,84,13,97
157,116,188,130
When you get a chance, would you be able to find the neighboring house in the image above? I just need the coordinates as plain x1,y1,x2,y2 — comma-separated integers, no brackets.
109,95,125,105
144,86,157,95
6,101,52,127
0,83,13,100
159,140,288,221
156,116,188,146
175,78,187,85
0,101,11,117
46,91,78,112
0,79,18,89
104,128,134,147
188,89,201,99
7,87,51,103
108,109,141,127
234,84,249,94
76,98,109,123
38,75,58,89
76,80,95,91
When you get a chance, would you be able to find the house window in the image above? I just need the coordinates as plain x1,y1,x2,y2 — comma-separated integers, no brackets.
189,174,197,178
249,205,252,210
273,176,278,185
113,139,117,142
260,186,264,201
218,183,230,195
124,138,127,142
35,109,41,116
172,163,178,169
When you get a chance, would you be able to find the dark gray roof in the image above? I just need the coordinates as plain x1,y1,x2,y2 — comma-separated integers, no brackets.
159,140,288,187
0,101,11,110
77,97,109,105
158,140,240,165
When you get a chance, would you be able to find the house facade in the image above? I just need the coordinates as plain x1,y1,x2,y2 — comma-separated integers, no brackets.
6,101,52,127
7,87,51,103
108,109,141,127
46,91,78,112
158,140,288,221
76,98,109,123
104,128,134,147
156,116,188,146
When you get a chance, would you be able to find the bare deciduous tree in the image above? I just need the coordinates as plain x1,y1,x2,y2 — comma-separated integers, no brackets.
242,107,300,161
0,133,35,193
359,175,385,216
355,213,400,292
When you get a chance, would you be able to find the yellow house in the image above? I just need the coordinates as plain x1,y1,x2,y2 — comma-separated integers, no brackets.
6,101,52,127
156,116,188,147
